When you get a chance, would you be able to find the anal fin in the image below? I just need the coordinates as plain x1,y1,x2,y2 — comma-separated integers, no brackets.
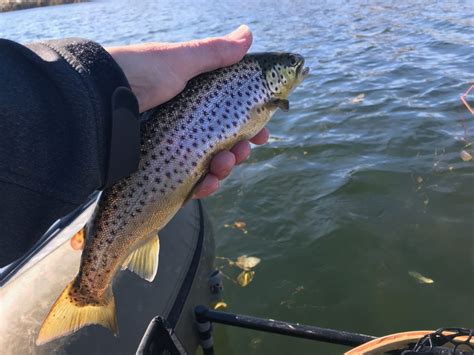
122,234,160,282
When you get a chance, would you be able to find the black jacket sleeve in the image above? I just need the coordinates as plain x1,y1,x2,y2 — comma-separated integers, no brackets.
0,38,140,267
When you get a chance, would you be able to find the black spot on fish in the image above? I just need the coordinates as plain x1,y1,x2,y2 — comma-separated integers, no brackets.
166,172,171,178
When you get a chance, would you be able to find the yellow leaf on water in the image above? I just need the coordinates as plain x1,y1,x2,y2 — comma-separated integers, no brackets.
223,224,230,228
234,221,246,229
213,301,228,310
460,150,473,161
237,270,255,287
235,256,261,270
351,93,365,104
408,271,434,284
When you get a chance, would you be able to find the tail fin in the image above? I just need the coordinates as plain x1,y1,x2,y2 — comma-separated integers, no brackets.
36,280,118,345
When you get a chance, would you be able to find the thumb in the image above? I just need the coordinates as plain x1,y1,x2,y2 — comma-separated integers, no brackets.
183,25,253,78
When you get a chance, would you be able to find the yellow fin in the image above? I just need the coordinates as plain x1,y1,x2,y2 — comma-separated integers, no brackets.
36,280,117,345
121,234,160,282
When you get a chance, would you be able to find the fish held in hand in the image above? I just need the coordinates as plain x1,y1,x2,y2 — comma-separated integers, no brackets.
36,52,309,345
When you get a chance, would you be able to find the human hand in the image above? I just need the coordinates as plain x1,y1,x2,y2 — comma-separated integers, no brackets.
106,25,269,198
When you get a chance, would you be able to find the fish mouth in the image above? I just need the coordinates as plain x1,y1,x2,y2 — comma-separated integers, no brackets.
295,56,310,79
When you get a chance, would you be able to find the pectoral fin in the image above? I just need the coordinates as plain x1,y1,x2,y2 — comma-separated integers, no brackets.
122,234,160,282
267,98,289,112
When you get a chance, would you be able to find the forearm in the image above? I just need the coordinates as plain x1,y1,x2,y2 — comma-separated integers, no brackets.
0,38,140,265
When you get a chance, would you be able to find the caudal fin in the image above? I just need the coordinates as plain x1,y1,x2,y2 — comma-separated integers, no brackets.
36,280,118,345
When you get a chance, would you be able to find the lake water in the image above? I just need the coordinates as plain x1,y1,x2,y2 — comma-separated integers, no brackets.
1,0,473,354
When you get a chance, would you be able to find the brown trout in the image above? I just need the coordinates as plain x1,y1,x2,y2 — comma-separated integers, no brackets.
37,52,309,344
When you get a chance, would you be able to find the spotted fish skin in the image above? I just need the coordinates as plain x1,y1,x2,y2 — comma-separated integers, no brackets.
37,53,308,344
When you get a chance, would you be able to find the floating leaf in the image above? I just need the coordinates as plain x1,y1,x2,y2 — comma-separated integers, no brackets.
460,150,473,162
70,229,85,251
409,271,434,284
292,286,305,295
448,166,454,171
235,256,261,270
303,151,308,155
237,270,255,287
234,221,246,229
250,337,263,349
416,176,423,184
223,224,230,228
214,301,228,310
351,93,365,104
268,135,288,143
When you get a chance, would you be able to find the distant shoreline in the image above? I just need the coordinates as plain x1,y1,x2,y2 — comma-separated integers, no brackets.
0,0,87,13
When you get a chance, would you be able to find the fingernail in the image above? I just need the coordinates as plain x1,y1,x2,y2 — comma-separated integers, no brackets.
227,24,251,40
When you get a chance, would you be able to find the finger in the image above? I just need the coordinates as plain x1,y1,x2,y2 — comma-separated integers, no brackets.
249,128,269,145
183,25,253,78
209,150,236,180
192,174,220,199
231,140,251,165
